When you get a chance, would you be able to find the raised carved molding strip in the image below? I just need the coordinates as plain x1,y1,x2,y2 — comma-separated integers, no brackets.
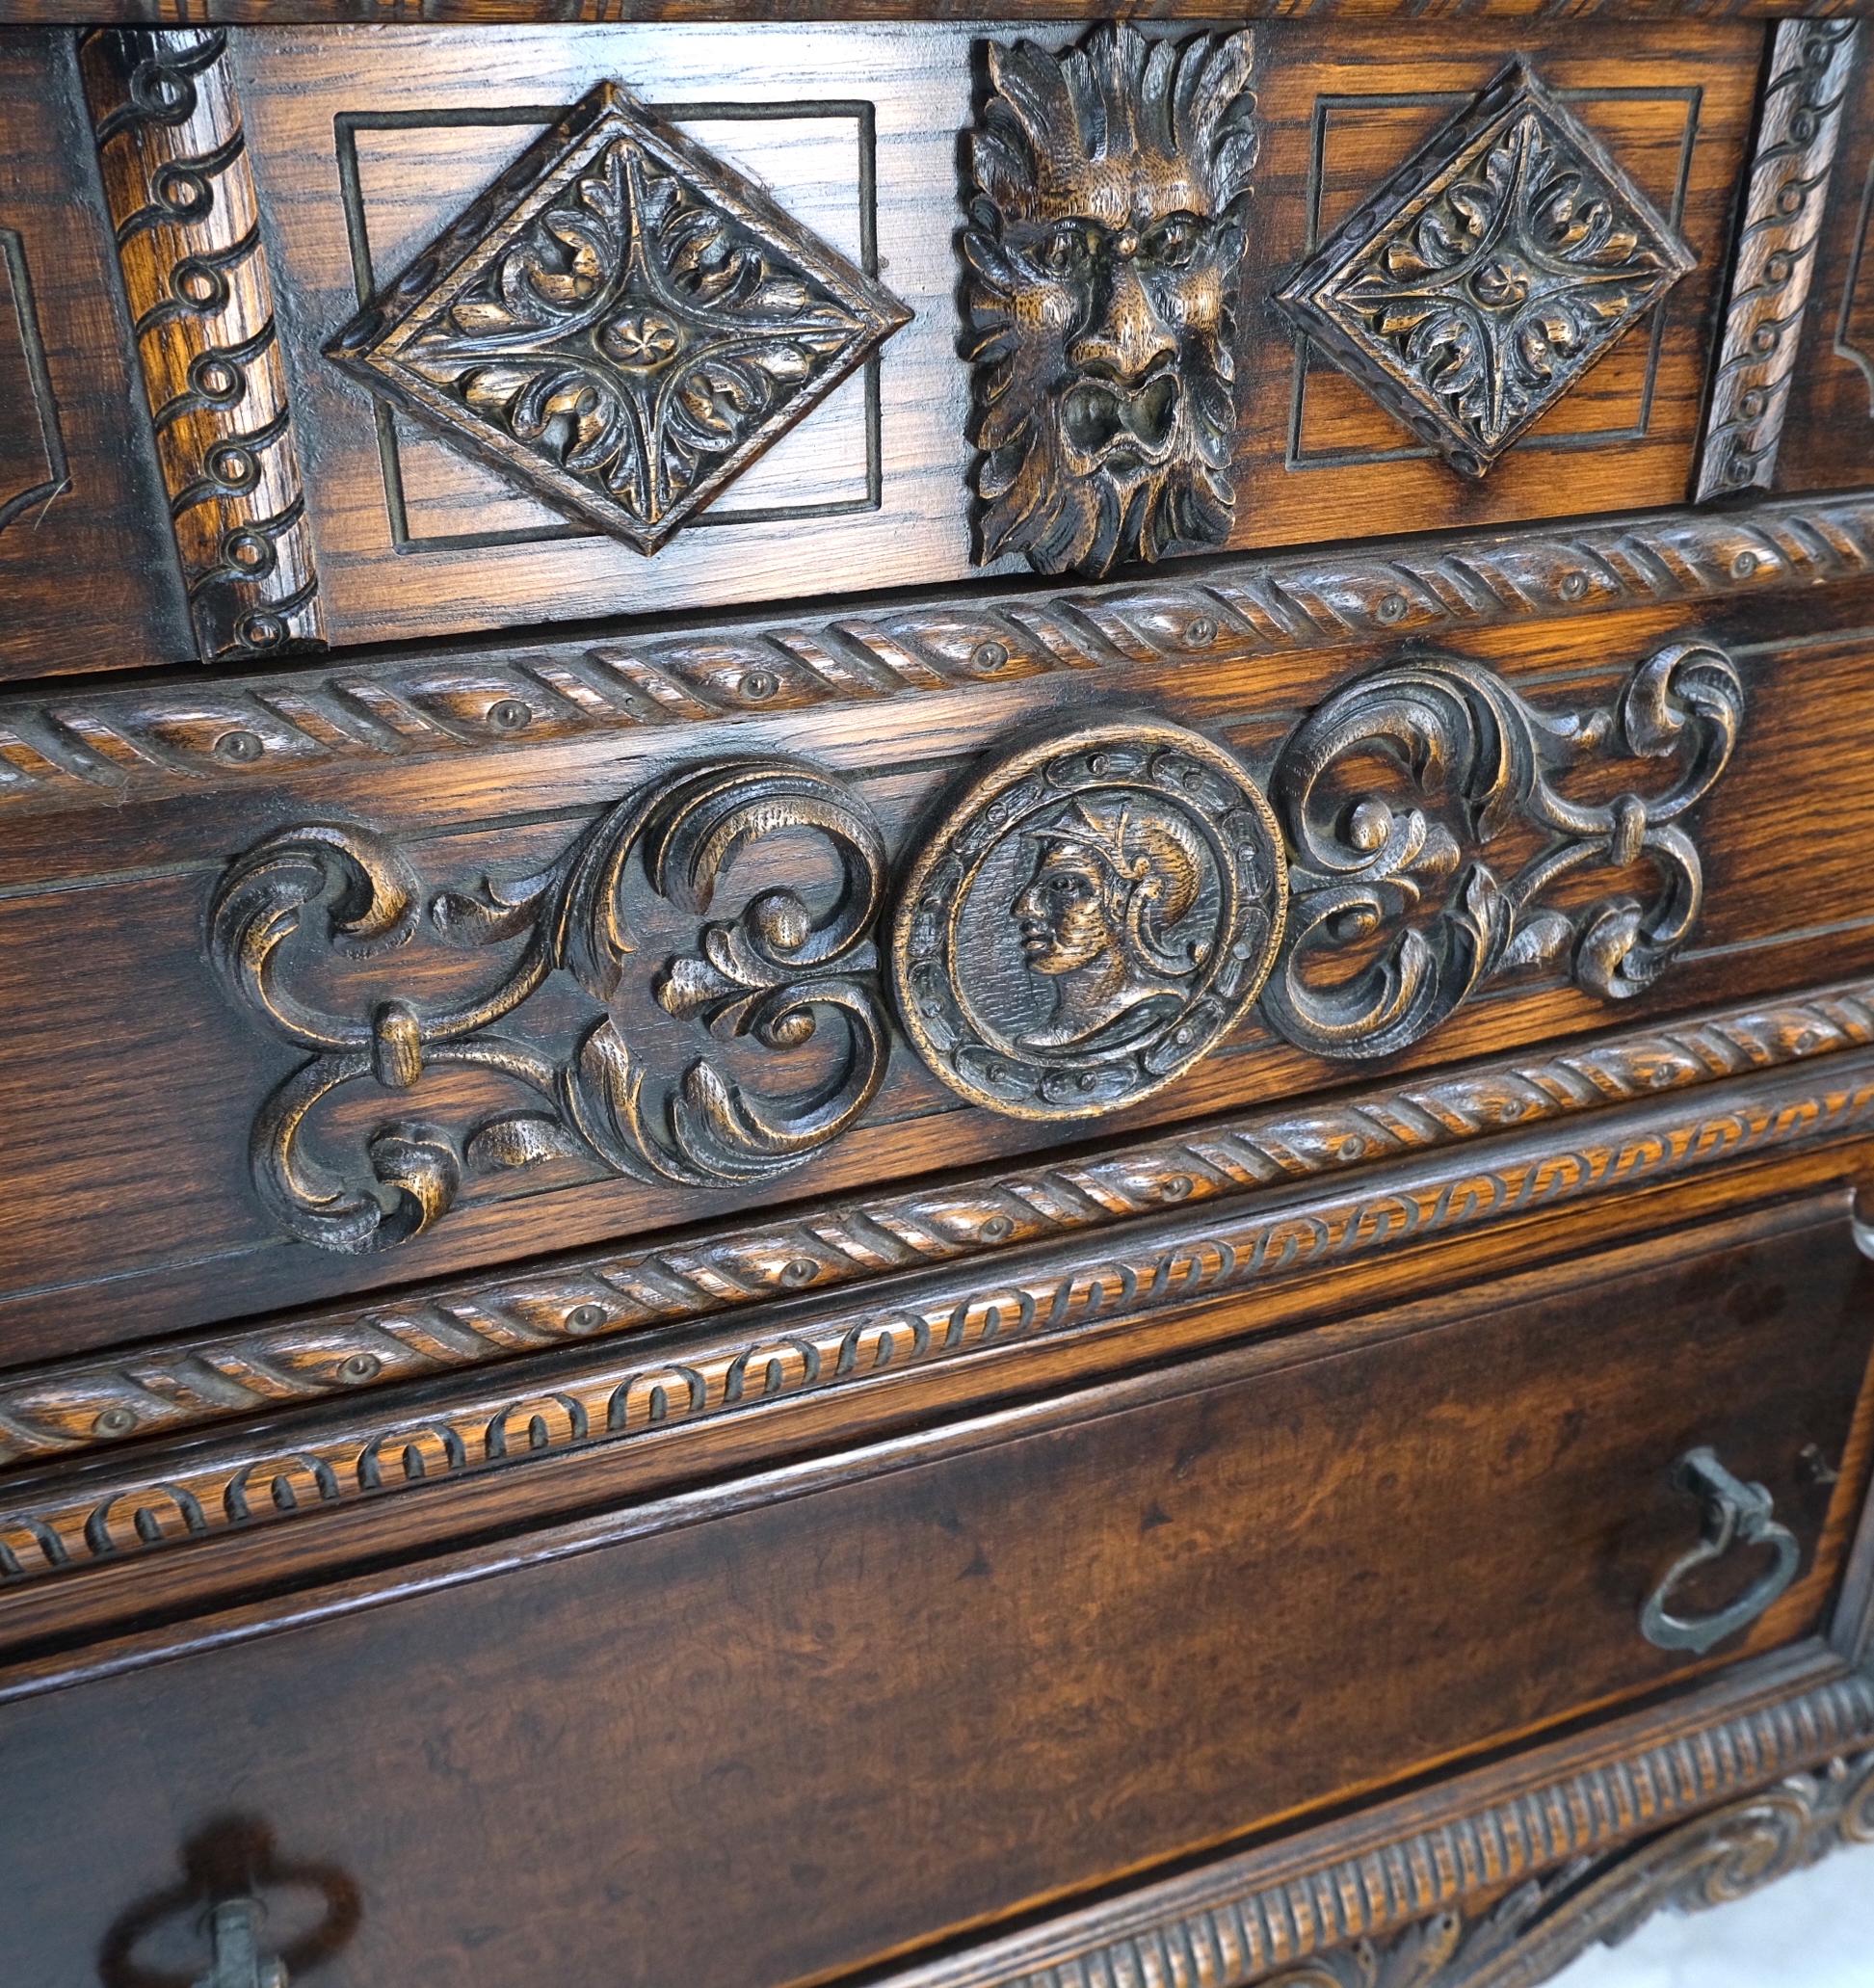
3,1039,1872,1584
0,491,1864,816
884,1701,1874,1988
7,1,1870,19
1273,1749,1874,1988
1695,21,1864,500
3,979,1868,1470
79,29,324,662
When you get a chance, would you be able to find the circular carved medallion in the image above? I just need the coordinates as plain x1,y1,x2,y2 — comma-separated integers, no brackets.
891,719,1289,1120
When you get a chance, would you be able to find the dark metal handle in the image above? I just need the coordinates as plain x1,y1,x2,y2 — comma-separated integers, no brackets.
194,1899,287,1988
1640,1446,1802,1655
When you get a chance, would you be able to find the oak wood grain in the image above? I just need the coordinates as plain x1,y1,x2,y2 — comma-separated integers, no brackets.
0,33,191,679
0,1189,1867,1988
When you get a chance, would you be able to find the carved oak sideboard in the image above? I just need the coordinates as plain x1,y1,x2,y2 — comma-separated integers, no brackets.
1,8,1874,1988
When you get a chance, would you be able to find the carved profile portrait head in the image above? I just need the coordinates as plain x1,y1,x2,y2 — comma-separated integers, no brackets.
1010,796,1213,1050
962,23,1258,577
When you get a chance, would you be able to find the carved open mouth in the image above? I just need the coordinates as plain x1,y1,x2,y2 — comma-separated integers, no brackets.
1062,371,1181,472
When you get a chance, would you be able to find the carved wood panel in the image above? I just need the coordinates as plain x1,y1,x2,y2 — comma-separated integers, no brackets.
4,588,1869,1359
236,24,986,642
0,31,192,679
1231,23,1757,550
199,648,1737,1257
326,79,909,551
209,21,1764,649
1278,62,1696,480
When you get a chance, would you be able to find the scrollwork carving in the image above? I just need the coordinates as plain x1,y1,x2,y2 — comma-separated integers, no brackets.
561,760,889,1184
327,83,909,552
208,760,888,1249
208,649,1741,1247
1264,642,1743,1062
963,22,1258,576
1278,63,1695,479
3,492,1863,815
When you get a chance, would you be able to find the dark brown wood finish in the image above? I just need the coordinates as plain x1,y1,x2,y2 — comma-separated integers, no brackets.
66,18,1753,649
0,1,1864,21
0,33,191,679
2,13,1874,1988
1,1188,1870,1988
0,589,1868,1362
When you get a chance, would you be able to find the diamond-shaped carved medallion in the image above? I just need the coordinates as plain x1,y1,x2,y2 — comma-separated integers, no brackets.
327,84,911,552
1278,64,1696,479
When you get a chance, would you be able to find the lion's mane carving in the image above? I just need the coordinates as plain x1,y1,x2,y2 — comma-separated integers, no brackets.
962,23,1257,578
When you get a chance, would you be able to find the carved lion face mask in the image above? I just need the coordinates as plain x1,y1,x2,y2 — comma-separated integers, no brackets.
963,24,1257,577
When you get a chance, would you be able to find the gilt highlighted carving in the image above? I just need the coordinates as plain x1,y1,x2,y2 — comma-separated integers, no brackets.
1279,63,1695,479
963,23,1258,576
327,83,910,552
892,720,1287,1119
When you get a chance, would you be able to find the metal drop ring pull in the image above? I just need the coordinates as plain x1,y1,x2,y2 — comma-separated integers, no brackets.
195,1898,287,1988
1640,1446,1803,1655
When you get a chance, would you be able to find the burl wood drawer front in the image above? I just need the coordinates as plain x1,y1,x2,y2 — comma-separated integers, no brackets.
4,1192,1870,1988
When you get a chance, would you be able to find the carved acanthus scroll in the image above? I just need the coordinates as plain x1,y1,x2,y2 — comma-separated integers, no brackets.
1263,643,1744,1062
212,648,1739,1251
209,762,889,1251
560,761,888,1185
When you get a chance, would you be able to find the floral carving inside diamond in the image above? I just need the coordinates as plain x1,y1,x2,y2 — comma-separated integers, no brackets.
1279,64,1696,478
327,84,911,551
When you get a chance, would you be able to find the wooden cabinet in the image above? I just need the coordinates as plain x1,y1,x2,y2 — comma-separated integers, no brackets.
2,10,1874,1988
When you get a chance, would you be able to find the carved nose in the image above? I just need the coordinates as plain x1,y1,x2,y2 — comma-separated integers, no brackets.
1069,260,1176,386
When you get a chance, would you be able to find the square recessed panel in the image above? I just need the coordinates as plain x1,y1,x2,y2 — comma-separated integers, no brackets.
1279,64,1697,478
327,82,909,553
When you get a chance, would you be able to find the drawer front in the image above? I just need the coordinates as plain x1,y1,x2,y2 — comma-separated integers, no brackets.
33,18,1839,667
235,20,1758,647
5,1190,1871,1988
1,596,1870,1367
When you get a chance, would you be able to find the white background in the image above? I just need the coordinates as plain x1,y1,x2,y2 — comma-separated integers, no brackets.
1552,1843,1874,1986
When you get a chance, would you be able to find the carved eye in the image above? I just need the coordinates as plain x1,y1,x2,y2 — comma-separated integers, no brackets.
1140,213,1207,270
1040,221,1101,278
